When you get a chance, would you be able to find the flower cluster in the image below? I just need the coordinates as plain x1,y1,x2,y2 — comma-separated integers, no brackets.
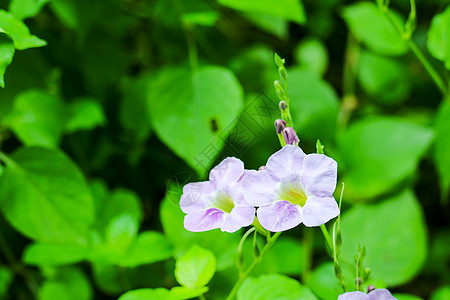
180,143,339,233
338,288,396,300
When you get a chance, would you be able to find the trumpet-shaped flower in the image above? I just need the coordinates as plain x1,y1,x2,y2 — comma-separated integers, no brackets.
180,157,255,233
338,289,396,300
243,145,339,232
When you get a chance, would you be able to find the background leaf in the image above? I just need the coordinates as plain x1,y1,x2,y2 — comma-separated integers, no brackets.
0,10,46,50
0,32,15,88
427,5,450,69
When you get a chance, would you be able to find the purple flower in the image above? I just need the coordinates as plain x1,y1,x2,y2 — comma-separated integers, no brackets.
338,289,396,300
180,157,255,233
242,145,339,232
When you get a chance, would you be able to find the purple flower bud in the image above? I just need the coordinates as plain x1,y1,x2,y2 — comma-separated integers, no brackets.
258,166,266,171
283,127,299,145
367,285,375,293
274,119,287,134
279,101,287,111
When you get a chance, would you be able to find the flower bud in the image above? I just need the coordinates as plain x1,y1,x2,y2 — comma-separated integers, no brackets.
258,166,266,171
367,285,375,293
279,100,287,111
274,80,286,100
274,119,287,134
278,66,288,81
274,53,285,67
283,127,299,146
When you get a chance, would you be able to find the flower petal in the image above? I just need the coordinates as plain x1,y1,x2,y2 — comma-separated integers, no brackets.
301,154,337,197
266,145,306,181
221,205,255,233
183,208,225,232
368,289,396,300
209,157,244,187
302,196,339,227
242,169,279,206
180,181,215,214
257,200,302,232
338,291,369,300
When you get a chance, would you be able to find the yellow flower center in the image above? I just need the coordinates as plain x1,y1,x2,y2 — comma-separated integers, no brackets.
281,188,307,207
212,194,235,213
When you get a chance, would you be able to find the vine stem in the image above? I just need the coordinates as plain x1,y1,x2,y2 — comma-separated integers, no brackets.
319,224,333,254
226,232,282,300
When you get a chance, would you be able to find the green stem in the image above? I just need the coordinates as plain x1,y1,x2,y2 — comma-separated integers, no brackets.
185,24,198,74
226,232,282,300
301,228,314,283
320,224,333,255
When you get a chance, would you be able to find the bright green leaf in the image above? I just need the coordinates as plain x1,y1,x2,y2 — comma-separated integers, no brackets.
118,288,171,300
0,10,46,50
243,13,288,39
340,190,427,287
0,32,15,88
160,184,239,270
65,97,106,134
105,214,139,251
169,286,209,300
218,0,306,24
23,243,90,266
119,231,173,267
431,285,450,300
39,267,92,300
427,6,450,69
238,274,318,300
434,101,450,202
288,68,339,143
0,147,94,244
181,11,219,26
147,66,243,175
305,262,340,300
338,117,434,201
175,244,216,289
341,2,408,56
295,38,328,77
357,51,410,105
2,90,66,146
0,266,13,297
9,0,50,20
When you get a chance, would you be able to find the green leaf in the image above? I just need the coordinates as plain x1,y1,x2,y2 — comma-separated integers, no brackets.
120,75,152,142
394,294,423,300
169,286,209,300
65,97,106,134
434,101,450,201
431,285,450,300
119,231,173,267
160,184,240,270
341,2,408,56
23,243,90,266
2,90,66,147
175,244,216,289
237,274,318,300
0,147,94,244
0,32,15,88
39,267,92,300
305,262,340,300
427,6,450,69
340,190,427,287
217,0,306,24
357,51,410,105
338,116,434,201
104,214,139,252
181,11,219,26
9,0,50,20
0,10,46,50
147,66,243,175
288,68,339,143
0,266,13,297
243,13,288,39
294,38,328,77
118,288,171,300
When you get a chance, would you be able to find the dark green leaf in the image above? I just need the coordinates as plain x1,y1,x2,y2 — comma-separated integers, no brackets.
434,101,450,201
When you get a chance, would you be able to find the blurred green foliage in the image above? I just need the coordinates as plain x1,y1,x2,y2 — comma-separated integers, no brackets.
0,0,449,299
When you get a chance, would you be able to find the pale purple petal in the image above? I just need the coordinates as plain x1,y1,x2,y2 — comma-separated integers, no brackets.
242,170,279,207
183,208,225,232
257,200,302,232
209,157,244,187
338,291,369,300
220,206,255,233
266,145,306,181
302,196,339,227
368,289,396,300
301,154,337,197
180,181,215,214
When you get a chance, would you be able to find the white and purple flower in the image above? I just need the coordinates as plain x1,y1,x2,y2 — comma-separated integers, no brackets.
338,289,396,300
242,145,339,232
180,157,255,233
